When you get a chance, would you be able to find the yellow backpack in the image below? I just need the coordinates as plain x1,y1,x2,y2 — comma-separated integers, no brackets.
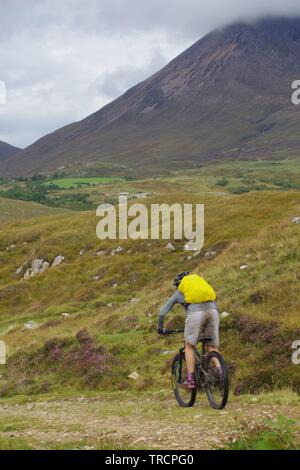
178,274,216,304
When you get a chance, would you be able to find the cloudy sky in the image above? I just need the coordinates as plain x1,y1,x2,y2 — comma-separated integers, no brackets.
1,0,300,148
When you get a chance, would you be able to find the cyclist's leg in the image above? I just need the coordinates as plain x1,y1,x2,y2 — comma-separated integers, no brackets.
184,311,206,374
205,309,220,350
205,310,221,368
184,343,196,374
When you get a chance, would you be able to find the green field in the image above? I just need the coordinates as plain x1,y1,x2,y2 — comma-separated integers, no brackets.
0,197,70,225
44,177,124,189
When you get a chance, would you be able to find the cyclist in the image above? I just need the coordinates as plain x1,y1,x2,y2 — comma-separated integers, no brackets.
157,272,220,389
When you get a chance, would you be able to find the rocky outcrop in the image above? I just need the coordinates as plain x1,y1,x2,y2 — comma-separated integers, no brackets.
19,255,65,280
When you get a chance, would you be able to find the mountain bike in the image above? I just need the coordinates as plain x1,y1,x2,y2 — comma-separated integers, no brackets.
163,329,229,409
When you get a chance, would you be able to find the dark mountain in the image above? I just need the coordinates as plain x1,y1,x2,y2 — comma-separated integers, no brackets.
2,17,300,177
0,141,21,163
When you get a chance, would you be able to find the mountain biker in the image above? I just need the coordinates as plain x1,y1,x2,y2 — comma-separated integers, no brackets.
157,272,220,389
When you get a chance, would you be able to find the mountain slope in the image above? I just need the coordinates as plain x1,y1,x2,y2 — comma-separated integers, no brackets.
0,141,21,162
2,17,300,177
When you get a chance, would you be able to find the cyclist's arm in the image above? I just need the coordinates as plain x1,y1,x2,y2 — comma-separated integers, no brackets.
158,291,185,331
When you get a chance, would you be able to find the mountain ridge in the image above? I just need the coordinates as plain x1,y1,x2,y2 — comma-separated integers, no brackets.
0,141,21,163
2,17,300,177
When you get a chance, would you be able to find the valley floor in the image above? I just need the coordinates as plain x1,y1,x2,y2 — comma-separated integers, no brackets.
0,391,299,450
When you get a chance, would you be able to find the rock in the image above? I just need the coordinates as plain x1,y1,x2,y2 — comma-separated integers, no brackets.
22,259,49,279
166,242,176,252
79,249,85,256
16,266,23,275
205,250,216,259
31,259,44,275
221,312,231,319
192,250,201,257
61,313,70,318
97,250,107,256
161,350,176,355
113,283,118,289
93,275,100,281
111,246,125,256
40,261,50,273
130,298,140,304
240,265,249,270
128,372,140,381
51,255,65,268
23,268,34,280
184,241,198,252
24,321,39,330
107,303,113,308
292,216,300,225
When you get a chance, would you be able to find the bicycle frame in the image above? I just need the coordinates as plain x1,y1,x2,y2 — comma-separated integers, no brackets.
178,343,208,389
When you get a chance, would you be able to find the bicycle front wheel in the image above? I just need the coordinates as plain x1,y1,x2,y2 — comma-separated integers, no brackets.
171,353,197,408
204,351,229,410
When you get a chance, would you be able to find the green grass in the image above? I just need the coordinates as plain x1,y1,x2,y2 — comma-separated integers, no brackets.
0,435,32,450
228,416,298,450
0,197,70,225
44,177,124,189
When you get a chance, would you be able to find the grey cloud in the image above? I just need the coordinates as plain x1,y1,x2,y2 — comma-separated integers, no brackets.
96,49,168,99
1,1,300,147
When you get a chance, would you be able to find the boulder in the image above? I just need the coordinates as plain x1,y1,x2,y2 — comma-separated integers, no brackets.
184,241,201,253
51,255,65,268
23,269,34,280
16,266,24,276
16,261,30,276
31,259,44,275
128,372,140,381
240,265,249,270
24,321,39,330
111,246,125,256
292,216,300,225
221,312,231,319
97,250,107,256
166,242,176,252
40,261,50,273
205,250,217,259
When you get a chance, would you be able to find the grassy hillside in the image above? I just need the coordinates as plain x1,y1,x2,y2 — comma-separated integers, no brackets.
0,197,71,225
0,183,299,399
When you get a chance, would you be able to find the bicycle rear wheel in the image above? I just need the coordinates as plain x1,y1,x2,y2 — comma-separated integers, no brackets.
171,353,197,408
204,351,229,410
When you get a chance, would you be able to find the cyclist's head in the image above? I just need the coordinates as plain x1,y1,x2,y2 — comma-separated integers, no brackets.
173,272,190,288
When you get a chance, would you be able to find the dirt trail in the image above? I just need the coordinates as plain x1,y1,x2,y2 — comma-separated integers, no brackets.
1,393,300,449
